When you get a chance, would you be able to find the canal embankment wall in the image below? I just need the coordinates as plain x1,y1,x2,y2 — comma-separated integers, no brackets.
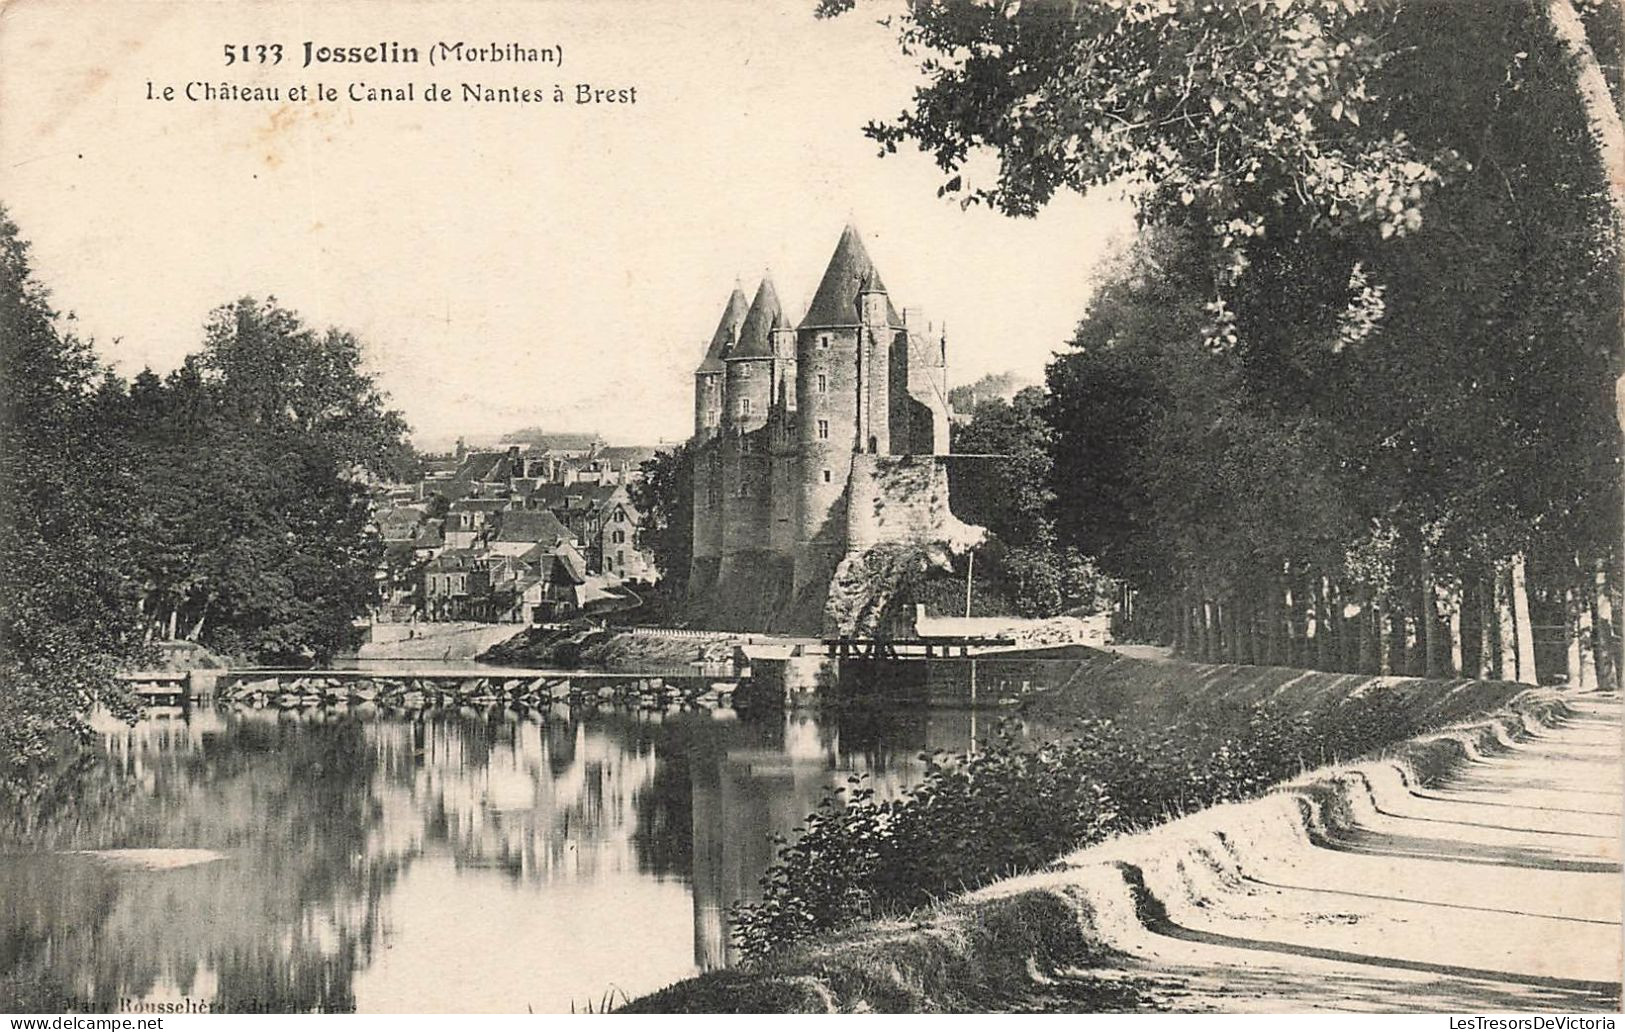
623,657,1576,1012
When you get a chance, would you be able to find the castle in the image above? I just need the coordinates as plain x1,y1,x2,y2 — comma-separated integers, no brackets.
688,225,961,632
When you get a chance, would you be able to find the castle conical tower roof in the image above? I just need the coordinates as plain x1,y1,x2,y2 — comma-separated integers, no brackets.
799,224,902,329
696,283,749,373
729,276,784,359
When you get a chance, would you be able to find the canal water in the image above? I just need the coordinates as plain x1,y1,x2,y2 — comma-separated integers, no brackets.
1,693,1040,1013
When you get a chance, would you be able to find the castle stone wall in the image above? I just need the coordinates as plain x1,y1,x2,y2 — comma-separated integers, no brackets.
691,444,724,562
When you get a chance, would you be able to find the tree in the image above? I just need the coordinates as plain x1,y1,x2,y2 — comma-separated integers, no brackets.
950,387,1053,543
0,208,145,779
823,0,1618,271
1,209,414,790
950,388,1109,617
1048,225,1358,658
107,299,408,663
946,370,1031,413
191,298,413,479
632,443,696,602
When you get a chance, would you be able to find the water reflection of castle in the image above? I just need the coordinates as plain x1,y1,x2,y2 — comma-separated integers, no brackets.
364,705,981,969
13,706,990,1013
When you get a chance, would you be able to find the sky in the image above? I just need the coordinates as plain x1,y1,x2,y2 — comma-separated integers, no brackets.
0,0,1136,450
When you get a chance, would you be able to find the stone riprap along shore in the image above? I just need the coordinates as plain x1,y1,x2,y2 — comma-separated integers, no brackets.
219,672,736,713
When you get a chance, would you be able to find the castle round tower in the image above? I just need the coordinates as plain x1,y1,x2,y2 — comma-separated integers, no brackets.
793,225,904,591
720,277,781,564
767,309,801,556
857,271,894,456
689,285,747,591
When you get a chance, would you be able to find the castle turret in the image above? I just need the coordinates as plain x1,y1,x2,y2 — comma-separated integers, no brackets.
723,276,779,434
721,277,782,565
768,304,800,555
793,224,901,591
771,307,797,414
693,283,748,441
690,284,747,593
892,310,951,455
857,269,893,456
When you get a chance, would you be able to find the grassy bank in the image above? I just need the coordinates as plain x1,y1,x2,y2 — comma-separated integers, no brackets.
1002,650,1545,767
624,655,1566,1012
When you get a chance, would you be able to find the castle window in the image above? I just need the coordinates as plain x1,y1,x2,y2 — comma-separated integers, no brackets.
822,469,832,483
817,419,829,440
819,334,830,350
740,398,752,417
739,364,753,378
612,530,625,544
817,373,828,394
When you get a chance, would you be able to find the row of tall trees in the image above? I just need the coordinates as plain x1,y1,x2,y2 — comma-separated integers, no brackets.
827,0,1623,685
1051,222,1618,685
1,207,413,770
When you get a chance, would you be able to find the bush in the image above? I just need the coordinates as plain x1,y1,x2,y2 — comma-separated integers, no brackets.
732,727,1119,959
732,688,1451,958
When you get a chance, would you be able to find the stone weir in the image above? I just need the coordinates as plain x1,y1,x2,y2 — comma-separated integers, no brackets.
125,668,743,712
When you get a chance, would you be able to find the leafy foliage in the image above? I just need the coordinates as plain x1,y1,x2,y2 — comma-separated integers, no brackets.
1034,2,1622,664
946,370,1031,413
834,0,1468,257
0,209,147,783
815,1,1620,666
0,208,413,787
92,299,404,664
950,387,1111,616
630,442,696,601
732,681,1434,958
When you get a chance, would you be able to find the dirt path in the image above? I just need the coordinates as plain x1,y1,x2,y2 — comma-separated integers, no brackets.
1044,695,1622,1012
352,621,524,660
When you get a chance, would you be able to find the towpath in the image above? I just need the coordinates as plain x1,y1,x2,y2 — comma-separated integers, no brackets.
1052,694,1622,1012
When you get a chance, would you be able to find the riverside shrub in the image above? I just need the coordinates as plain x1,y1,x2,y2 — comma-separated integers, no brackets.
730,728,1119,960
732,687,1438,958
